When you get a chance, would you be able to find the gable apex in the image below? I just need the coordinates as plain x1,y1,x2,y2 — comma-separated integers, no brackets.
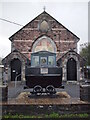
9,11,80,41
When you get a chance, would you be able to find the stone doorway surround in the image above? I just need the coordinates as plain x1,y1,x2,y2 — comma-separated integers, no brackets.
2,50,28,82
57,49,86,82
63,53,79,81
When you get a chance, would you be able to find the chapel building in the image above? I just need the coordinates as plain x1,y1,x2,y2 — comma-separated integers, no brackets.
2,11,85,82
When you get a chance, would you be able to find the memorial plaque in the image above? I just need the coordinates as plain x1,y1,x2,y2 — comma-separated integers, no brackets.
40,68,48,74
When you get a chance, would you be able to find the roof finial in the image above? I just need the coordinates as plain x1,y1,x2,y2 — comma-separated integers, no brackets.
43,6,46,11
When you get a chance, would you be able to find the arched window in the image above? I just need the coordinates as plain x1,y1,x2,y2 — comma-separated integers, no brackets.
32,36,57,53
39,20,49,32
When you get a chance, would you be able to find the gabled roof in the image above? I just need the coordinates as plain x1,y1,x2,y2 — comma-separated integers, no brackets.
57,49,86,62
2,49,28,65
9,11,80,41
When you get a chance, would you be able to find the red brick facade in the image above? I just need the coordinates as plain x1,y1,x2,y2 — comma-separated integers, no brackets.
9,11,79,60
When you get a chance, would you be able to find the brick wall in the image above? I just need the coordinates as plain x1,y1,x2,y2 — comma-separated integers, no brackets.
10,12,78,59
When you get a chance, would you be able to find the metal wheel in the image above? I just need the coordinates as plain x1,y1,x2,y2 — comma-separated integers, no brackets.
46,85,56,95
33,85,43,95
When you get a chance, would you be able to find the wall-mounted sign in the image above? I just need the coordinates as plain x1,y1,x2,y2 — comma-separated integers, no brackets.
40,68,48,74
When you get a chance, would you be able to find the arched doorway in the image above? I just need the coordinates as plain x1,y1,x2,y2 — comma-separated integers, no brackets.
67,58,77,81
11,59,21,81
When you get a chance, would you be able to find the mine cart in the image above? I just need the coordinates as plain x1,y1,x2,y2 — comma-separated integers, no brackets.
25,51,64,95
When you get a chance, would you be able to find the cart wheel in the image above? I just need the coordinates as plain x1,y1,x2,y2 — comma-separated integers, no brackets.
46,85,56,95
33,85,43,95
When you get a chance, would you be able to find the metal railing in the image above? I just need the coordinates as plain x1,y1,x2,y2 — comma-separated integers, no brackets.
15,74,21,88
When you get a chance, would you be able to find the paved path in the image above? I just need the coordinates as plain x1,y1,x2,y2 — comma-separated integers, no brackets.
62,82,80,98
8,82,24,99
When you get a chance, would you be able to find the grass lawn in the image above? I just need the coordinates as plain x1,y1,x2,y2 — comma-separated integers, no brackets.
2,113,89,119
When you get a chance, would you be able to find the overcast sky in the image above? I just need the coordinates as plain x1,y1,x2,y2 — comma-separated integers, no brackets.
0,0,89,58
